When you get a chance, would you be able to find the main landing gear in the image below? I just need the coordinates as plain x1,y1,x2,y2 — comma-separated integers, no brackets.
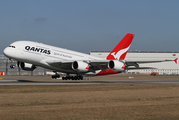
51,73,84,80
51,74,60,79
62,75,83,80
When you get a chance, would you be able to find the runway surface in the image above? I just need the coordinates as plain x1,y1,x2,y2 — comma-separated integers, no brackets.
1,80,179,85
1,75,179,85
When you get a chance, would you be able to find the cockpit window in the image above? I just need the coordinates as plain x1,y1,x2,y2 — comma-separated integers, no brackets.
9,45,16,48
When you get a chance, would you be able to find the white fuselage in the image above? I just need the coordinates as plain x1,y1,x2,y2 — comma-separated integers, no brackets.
3,41,105,74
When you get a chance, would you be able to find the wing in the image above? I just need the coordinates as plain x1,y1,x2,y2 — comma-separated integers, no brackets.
86,60,109,72
46,60,74,71
46,59,109,73
45,58,177,73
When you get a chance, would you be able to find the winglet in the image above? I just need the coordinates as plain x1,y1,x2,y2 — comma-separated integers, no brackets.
174,58,178,64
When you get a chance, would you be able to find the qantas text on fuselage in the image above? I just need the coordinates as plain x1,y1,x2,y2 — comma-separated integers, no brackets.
25,46,51,55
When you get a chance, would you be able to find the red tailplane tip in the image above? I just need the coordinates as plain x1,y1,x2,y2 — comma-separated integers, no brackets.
174,58,178,64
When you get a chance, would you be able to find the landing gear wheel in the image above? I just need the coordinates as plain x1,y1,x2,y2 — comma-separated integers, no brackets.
62,75,84,80
51,74,60,79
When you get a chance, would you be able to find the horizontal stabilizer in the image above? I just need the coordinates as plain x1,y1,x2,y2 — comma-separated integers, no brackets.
125,59,177,65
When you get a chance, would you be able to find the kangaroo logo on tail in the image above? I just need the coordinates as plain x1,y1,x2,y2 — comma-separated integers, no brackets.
106,33,135,60
110,46,130,60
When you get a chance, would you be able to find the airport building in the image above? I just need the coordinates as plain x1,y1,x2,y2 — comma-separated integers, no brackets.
0,51,179,75
90,51,179,75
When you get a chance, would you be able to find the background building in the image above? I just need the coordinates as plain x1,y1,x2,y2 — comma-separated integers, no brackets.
90,51,179,75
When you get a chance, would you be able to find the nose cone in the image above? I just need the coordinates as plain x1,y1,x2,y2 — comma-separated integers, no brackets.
3,47,12,58
3,47,8,56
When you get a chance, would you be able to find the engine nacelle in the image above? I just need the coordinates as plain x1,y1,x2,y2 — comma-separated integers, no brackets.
18,62,36,71
72,61,89,72
108,60,125,71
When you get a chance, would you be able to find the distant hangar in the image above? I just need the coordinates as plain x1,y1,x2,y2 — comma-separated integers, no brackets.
90,51,179,75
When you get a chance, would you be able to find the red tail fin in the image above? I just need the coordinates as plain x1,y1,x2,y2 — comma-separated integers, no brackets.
106,33,135,60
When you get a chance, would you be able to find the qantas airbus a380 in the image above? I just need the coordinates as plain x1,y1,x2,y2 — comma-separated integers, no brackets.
3,33,178,80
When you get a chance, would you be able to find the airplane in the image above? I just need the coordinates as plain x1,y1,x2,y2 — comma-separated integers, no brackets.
3,33,178,80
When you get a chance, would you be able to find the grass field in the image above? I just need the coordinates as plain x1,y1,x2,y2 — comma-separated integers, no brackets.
0,84,179,120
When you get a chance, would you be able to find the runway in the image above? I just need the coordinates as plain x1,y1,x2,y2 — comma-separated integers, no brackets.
1,79,179,85
1,75,179,85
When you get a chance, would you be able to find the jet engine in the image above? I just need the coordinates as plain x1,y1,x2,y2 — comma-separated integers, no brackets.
18,62,36,71
72,61,89,72
108,60,125,71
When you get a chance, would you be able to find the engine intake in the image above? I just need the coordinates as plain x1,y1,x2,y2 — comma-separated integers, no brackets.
108,60,125,71
18,62,36,71
72,61,89,72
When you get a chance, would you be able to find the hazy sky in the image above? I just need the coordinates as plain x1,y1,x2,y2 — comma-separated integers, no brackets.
0,0,179,54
